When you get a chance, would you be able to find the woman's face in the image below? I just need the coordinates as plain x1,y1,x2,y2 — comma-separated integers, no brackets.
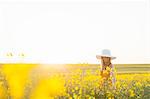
101,57,111,65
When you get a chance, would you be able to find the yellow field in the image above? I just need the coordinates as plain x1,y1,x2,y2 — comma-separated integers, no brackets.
0,64,150,99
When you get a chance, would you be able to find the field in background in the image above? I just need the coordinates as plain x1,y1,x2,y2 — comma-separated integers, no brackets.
67,64,150,73
1,64,150,75
39,64,150,74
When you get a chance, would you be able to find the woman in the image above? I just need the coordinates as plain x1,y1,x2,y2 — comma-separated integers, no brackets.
96,49,117,90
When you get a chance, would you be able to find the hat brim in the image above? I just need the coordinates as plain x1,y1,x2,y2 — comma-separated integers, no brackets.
96,55,116,60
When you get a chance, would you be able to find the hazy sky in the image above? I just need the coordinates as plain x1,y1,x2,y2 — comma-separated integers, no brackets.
0,0,150,64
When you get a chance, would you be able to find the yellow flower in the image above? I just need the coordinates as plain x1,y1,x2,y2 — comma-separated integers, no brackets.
75,86,79,90
0,84,7,99
101,70,110,78
30,76,65,98
129,89,135,97
106,66,111,71
135,82,142,87
2,64,37,99
72,89,75,93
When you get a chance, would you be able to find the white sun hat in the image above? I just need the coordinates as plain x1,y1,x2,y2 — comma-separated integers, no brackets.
96,49,116,60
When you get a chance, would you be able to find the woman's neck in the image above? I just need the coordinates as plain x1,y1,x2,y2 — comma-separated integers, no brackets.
103,62,111,66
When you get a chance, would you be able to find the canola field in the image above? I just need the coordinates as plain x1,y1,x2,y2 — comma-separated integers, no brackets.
0,64,150,99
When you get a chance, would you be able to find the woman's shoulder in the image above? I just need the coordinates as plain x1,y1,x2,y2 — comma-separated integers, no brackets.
108,64,113,69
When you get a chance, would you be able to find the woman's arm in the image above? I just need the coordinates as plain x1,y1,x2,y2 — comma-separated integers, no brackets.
110,64,116,89
99,65,103,76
